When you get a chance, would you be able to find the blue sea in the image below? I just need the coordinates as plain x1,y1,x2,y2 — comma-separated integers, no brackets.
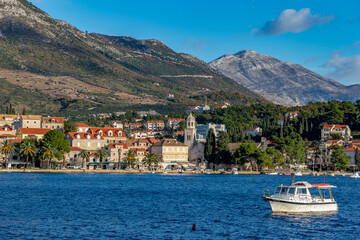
0,173,359,239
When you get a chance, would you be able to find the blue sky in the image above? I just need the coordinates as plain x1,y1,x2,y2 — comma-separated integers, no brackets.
29,0,360,85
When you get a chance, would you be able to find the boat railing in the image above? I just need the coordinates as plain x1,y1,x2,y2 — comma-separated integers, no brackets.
262,190,272,198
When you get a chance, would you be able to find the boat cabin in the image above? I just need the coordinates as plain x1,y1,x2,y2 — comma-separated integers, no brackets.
273,181,336,203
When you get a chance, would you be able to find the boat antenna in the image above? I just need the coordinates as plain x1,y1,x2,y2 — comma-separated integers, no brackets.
290,174,295,185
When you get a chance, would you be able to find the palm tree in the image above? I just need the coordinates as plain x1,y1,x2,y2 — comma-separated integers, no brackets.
41,144,54,168
142,153,159,170
125,149,137,169
95,148,108,169
19,141,37,168
1,140,15,169
79,149,90,169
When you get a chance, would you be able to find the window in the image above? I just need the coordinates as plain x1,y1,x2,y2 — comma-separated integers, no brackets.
165,148,168,152
98,142,100,147
297,188,307,194
87,142,91,147
288,188,296,194
281,187,288,194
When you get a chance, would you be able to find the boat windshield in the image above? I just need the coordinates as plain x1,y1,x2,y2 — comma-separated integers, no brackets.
297,188,307,194
281,187,288,194
275,187,281,194
288,187,296,194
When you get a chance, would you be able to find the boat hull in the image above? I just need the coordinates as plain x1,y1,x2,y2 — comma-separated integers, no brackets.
268,199,338,213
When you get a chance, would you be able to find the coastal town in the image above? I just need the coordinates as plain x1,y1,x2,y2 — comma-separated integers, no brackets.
1,101,359,174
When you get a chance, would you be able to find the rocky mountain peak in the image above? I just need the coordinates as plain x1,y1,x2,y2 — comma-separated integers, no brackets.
209,51,357,106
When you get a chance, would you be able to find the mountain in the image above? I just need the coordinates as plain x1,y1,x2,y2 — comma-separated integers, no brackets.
0,0,266,116
209,50,360,106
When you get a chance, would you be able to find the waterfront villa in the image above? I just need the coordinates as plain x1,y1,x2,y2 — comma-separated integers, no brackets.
150,138,188,170
66,132,105,151
321,124,351,140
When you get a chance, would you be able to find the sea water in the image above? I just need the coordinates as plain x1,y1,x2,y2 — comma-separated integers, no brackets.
0,173,359,239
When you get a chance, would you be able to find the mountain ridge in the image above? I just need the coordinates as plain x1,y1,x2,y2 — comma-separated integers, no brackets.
209,50,359,106
0,0,266,115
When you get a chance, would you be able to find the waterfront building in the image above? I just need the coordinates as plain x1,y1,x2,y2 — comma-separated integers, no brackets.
150,138,188,169
16,128,51,140
89,127,127,144
343,146,358,166
321,124,351,140
66,132,104,151
184,113,205,165
108,142,129,165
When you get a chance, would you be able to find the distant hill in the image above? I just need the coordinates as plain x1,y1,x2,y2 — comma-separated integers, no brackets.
209,50,360,106
0,0,265,115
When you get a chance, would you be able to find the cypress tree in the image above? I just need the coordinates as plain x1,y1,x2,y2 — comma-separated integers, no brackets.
204,128,216,163
305,118,309,133
355,148,360,167
280,126,284,138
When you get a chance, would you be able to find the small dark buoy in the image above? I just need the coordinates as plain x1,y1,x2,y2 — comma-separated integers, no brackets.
192,224,196,231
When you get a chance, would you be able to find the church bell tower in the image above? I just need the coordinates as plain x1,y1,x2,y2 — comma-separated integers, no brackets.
184,113,196,147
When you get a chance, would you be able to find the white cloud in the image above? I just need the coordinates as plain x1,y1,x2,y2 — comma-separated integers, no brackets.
323,53,360,82
352,41,360,47
257,8,334,35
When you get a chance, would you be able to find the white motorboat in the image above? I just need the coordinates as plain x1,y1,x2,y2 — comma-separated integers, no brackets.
232,170,239,175
310,171,319,176
294,171,302,176
350,172,360,178
262,181,338,213
267,172,279,175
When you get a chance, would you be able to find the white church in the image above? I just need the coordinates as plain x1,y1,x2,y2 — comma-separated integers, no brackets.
184,113,206,167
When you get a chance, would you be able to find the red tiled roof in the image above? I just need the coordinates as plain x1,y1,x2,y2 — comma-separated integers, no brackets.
168,118,185,121
0,127,13,131
19,128,51,135
76,123,90,128
147,121,164,124
109,143,128,149
89,127,126,138
44,117,64,124
244,127,259,132
344,146,359,152
323,124,348,130
125,123,142,126
68,132,103,140
69,147,82,151
0,134,16,138
129,147,146,152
